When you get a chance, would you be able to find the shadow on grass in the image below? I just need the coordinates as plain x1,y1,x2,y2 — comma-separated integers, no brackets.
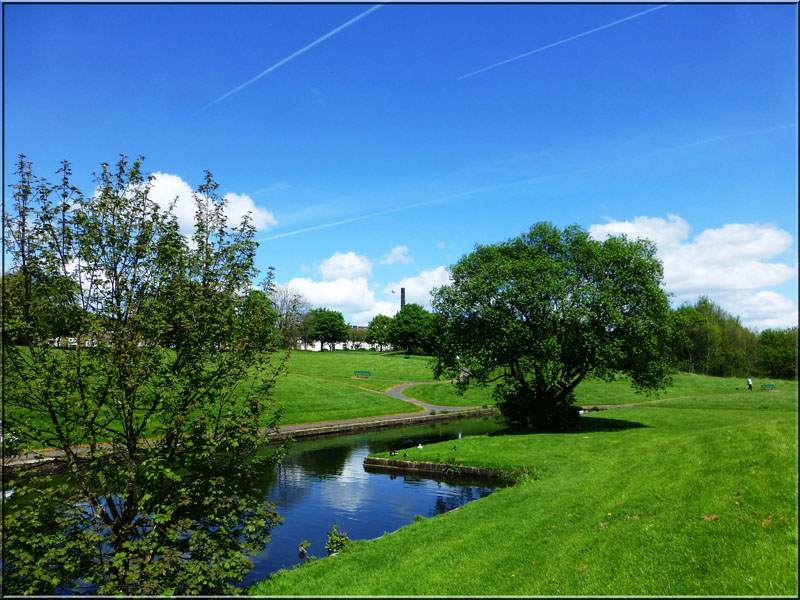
495,416,649,436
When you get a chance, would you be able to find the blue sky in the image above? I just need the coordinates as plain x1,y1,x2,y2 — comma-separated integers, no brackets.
4,1,798,328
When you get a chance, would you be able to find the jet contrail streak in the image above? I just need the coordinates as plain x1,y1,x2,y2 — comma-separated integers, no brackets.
204,3,384,109
458,3,671,80
260,187,490,241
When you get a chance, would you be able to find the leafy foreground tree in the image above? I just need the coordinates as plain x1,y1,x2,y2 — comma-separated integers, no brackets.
2,155,289,594
432,222,673,431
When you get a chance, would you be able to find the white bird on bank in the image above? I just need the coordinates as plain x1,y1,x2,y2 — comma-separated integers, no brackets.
417,443,423,449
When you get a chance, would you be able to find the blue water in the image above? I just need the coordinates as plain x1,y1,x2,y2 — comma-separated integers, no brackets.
240,417,506,586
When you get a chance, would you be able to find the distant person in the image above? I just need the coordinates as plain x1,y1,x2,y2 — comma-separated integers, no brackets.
747,377,753,391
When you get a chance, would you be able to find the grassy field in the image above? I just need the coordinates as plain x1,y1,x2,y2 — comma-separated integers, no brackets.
249,387,798,596
272,374,419,425
403,372,798,407
280,350,437,391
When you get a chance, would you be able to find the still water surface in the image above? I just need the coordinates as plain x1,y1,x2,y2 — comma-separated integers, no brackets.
241,417,507,586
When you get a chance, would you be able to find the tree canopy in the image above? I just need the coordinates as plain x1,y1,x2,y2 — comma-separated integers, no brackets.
2,155,287,594
388,303,435,355
366,314,393,352
432,222,673,430
308,307,350,351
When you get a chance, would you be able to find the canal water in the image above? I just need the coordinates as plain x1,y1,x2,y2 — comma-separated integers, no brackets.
5,416,507,592
240,416,507,587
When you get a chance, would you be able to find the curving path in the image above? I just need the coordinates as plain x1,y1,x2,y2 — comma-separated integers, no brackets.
279,380,482,434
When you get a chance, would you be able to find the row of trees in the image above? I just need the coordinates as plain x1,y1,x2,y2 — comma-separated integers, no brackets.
671,296,797,379
269,287,439,354
269,286,796,381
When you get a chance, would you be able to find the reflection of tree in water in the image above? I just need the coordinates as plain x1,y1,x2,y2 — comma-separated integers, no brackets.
288,444,352,477
433,485,494,516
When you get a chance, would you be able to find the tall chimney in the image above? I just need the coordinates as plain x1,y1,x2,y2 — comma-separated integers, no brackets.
400,287,406,309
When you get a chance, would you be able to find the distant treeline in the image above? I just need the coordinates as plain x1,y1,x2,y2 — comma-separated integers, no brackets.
670,296,797,380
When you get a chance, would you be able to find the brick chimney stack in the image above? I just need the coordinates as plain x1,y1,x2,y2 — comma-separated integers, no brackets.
400,287,405,309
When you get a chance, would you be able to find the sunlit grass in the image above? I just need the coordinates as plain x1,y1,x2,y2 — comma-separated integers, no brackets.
249,389,798,596
403,372,799,407
272,374,420,425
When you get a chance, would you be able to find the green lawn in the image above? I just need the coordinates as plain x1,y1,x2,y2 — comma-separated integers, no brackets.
279,350,437,392
403,372,798,408
249,389,798,596
272,374,420,425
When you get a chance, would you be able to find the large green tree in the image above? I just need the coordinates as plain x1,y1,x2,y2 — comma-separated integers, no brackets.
432,222,673,431
2,155,288,594
366,314,393,352
308,307,349,351
388,303,435,355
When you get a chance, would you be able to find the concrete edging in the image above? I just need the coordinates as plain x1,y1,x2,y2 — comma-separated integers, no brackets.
272,408,497,444
363,456,509,480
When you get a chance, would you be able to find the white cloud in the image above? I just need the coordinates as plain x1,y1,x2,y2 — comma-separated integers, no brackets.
380,245,413,265
319,251,372,281
383,266,452,309
350,301,401,326
284,276,376,316
589,213,691,248
148,172,277,233
222,192,277,230
733,291,798,331
589,215,798,330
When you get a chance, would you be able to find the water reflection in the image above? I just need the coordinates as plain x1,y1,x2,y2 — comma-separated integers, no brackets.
241,417,505,587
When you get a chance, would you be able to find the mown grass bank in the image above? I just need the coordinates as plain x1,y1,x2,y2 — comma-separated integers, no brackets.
403,372,797,407
249,389,798,596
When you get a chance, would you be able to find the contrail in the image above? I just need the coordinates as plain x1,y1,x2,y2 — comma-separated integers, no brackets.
203,3,384,109
458,3,671,80
260,187,491,242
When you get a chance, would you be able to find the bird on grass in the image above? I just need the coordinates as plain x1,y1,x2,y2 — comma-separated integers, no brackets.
452,445,457,451
417,443,423,449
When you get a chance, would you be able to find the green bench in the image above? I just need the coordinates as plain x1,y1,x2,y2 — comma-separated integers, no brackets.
354,371,371,378
761,383,776,390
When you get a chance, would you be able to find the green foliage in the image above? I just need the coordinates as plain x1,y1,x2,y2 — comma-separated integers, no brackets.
758,327,797,380
325,523,352,555
366,314,393,351
670,297,760,377
308,308,350,351
432,222,673,431
3,155,287,594
388,303,435,355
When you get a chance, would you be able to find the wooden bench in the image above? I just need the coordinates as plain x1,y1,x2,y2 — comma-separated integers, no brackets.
354,371,371,378
761,383,776,390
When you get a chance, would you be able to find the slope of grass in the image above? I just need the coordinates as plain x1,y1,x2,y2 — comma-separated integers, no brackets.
282,350,436,390
271,374,420,425
249,390,798,596
402,373,798,407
